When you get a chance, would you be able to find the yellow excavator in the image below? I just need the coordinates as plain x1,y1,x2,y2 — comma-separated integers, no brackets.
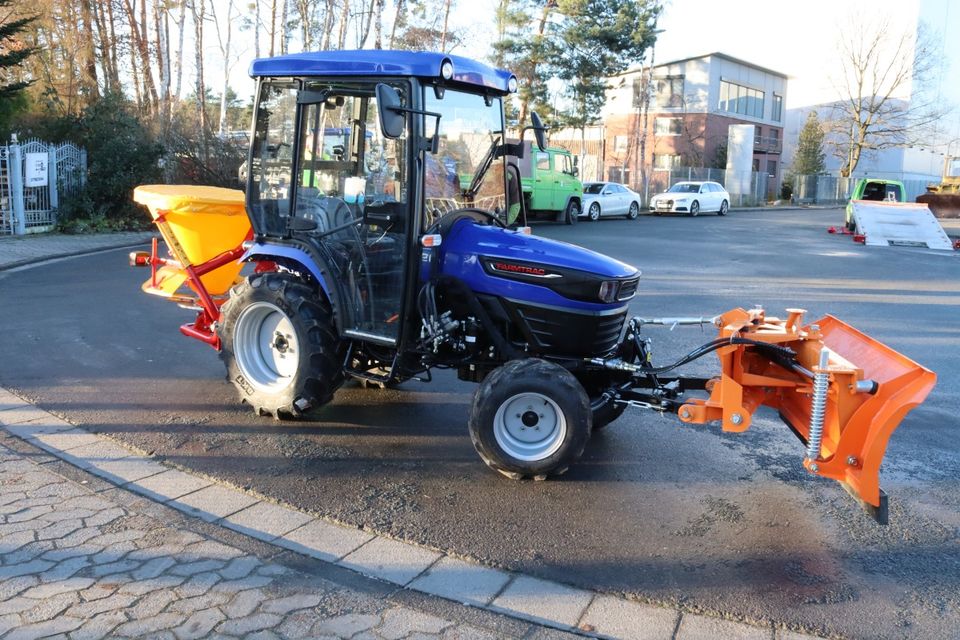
916,156,960,218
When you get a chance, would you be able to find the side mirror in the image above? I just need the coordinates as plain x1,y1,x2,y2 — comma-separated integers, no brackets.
376,83,405,139
530,111,547,151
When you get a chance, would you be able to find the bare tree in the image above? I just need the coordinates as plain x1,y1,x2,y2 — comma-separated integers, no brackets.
173,0,187,99
209,0,238,136
827,17,949,176
192,0,209,160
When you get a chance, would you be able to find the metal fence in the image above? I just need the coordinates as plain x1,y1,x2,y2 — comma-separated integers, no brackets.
644,166,771,207
791,174,931,205
0,136,87,235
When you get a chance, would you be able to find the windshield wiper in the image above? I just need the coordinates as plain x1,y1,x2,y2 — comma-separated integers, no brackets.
464,135,502,199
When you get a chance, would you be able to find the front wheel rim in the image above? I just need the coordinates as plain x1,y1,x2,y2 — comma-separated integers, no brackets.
590,204,600,220
234,302,299,393
493,392,567,461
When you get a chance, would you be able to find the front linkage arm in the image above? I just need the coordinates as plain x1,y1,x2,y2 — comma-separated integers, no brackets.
586,307,936,524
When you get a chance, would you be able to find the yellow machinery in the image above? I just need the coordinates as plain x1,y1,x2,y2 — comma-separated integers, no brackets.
917,156,960,218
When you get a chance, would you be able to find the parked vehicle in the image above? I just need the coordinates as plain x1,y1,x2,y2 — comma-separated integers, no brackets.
509,141,583,224
845,178,906,230
650,181,729,216
581,182,641,221
916,156,960,219
130,50,935,524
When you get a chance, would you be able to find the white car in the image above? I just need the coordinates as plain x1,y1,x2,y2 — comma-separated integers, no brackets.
580,182,642,220
649,181,729,216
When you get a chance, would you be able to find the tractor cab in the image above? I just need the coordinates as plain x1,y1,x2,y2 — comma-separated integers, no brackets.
245,51,523,346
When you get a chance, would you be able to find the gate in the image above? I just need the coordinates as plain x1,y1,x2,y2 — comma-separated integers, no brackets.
0,136,87,235
0,144,11,235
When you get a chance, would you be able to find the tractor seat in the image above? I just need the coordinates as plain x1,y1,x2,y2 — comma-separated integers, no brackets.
280,192,358,233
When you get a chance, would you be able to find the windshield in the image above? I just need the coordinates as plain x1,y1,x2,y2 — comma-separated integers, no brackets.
668,183,700,193
423,87,506,227
584,183,604,194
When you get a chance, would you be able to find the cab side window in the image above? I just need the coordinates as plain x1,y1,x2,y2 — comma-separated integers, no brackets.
536,152,550,172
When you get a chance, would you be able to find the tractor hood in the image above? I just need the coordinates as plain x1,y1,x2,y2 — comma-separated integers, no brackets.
439,219,639,310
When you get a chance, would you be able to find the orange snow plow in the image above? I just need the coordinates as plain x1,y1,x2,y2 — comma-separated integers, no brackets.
673,308,936,523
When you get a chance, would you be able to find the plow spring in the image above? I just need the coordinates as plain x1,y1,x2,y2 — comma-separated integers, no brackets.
591,308,936,524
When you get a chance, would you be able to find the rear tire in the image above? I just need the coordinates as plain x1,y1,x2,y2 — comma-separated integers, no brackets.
564,200,580,225
718,200,728,216
627,202,639,219
469,359,591,479
218,273,345,419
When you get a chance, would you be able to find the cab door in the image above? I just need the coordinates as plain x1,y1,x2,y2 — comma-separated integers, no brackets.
294,85,410,344
532,151,554,210
554,153,577,210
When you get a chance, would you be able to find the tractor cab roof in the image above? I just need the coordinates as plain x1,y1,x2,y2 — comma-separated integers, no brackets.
249,50,516,95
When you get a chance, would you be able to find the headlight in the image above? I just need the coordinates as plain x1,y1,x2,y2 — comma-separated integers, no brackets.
507,75,518,93
598,280,619,303
440,60,454,80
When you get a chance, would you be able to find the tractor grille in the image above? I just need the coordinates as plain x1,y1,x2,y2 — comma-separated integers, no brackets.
510,302,627,357
617,277,640,301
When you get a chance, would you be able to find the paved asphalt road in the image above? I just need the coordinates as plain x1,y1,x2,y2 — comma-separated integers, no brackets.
1,208,957,639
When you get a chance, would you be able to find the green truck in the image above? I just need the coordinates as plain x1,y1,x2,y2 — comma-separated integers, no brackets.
510,141,583,224
845,178,906,230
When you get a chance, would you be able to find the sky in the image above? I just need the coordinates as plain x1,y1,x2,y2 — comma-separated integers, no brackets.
214,0,960,149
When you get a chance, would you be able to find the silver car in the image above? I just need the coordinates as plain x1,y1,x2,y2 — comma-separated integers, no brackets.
581,182,642,221
649,181,730,216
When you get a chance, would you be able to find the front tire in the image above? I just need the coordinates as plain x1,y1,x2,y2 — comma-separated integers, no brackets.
564,199,580,225
690,201,700,217
218,273,345,419
626,202,639,219
588,202,601,221
469,359,591,479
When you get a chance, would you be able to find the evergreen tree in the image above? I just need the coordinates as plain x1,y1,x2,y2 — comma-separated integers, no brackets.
0,0,36,101
793,111,826,176
552,0,660,131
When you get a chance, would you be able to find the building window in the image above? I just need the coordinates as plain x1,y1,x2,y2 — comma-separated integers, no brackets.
752,158,760,172
654,117,683,135
772,94,783,122
754,125,762,140
719,80,764,119
770,128,779,141
653,154,682,170
655,76,684,108
767,160,777,176
614,135,629,153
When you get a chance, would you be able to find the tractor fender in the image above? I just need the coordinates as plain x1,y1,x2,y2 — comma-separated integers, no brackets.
240,243,344,332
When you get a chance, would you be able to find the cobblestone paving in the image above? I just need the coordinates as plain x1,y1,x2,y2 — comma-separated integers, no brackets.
0,232,154,270
0,442,515,640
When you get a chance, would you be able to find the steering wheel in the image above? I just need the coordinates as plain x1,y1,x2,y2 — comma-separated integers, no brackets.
429,207,506,236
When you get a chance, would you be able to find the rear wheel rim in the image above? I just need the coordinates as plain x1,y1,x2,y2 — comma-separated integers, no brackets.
628,203,638,218
234,302,299,393
720,201,728,215
493,392,567,461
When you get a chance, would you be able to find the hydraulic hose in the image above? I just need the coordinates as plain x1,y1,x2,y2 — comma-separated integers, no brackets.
628,335,796,375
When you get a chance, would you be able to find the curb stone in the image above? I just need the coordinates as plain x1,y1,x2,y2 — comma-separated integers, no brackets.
0,385,826,640
0,231,155,272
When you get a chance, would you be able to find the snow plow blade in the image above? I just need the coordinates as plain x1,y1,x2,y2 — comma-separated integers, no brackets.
677,308,936,523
